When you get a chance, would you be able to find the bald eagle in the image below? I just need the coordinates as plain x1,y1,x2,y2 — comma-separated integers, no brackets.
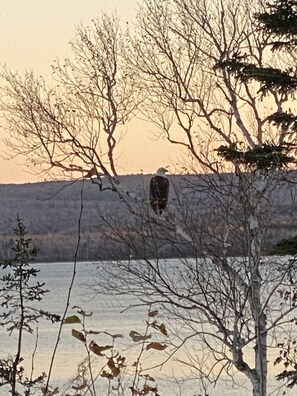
150,168,169,215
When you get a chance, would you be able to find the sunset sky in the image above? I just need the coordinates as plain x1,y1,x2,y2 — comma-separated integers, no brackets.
0,0,183,184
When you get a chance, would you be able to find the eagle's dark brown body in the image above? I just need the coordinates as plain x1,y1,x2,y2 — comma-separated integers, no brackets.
150,175,169,215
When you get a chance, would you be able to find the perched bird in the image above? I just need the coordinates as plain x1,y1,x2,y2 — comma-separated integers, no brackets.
150,167,169,215
84,166,97,179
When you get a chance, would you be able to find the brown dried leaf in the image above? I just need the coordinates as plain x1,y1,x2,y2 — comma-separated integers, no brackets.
149,321,168,336
72,329,86,343
146,342,168,351
86,330,101,335
107,358,120,377
100,370,114,379
41,387,59,396
148,310,158,317
129,330,151,342
129,386,140,395
103,331,123,339
71,381,87,390
72,305,92,317
89,341,112,356
274,356,283,365
142,385,158,395
140,374,155,382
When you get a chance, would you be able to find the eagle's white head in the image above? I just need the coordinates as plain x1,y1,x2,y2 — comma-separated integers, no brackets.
156,167,168,177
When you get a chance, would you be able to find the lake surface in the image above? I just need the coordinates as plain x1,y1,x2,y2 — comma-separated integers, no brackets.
0,261,295,396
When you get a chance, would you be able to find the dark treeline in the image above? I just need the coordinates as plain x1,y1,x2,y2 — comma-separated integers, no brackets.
0,173,296,262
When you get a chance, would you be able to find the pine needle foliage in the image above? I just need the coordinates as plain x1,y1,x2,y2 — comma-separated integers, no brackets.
215,55,297,95
256,0,297,50
271,235,297,254
217,143,294,171
253,2,297,387
0,217,60,395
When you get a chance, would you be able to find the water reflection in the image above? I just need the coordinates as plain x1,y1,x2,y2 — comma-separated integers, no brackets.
0,261,295,395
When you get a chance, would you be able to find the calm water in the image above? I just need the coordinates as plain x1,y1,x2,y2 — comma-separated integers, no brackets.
0,261,294,396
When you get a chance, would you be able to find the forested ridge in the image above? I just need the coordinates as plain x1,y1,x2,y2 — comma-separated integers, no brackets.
0,173,296,262
0,175,144,262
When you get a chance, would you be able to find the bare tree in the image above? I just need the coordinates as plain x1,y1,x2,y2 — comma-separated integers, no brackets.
1,14,139,187
93,0,297,395
93,171,297,396
1,1,297,396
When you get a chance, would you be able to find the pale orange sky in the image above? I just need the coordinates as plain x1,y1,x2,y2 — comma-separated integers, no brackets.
0,0,183,183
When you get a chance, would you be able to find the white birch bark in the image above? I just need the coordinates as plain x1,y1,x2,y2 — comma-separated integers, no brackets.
247,172,269,396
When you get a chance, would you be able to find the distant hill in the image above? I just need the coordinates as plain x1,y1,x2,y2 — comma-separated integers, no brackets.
0,173,296,262
0,175,158,262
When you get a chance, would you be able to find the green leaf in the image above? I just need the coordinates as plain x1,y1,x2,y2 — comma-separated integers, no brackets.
63,315,81,324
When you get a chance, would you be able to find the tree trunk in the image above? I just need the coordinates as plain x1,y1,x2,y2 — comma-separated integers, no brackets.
247,172,268,396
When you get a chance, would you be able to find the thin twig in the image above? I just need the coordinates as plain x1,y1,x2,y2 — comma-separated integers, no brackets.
29,327,39,383
44,179,85,393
